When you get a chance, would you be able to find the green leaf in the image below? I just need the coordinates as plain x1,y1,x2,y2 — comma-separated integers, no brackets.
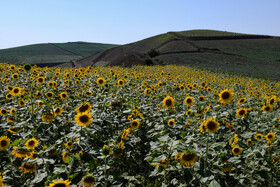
209,180,221,187
11,139,24,146
31,172,48,184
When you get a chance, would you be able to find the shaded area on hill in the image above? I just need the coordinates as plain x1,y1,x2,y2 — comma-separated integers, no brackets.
59,30,280,80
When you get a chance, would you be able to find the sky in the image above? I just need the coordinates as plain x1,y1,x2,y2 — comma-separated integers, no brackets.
0,0,279,49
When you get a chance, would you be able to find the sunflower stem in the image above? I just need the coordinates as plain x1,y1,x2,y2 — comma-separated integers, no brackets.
204,132,209,173
104,156,107,187
29,76,35,137
9,156,15,187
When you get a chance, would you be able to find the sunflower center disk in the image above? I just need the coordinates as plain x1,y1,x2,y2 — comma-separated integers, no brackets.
221,92,230,99
28,141,35,146
1,140,7,147
53,183,66,187
207,122,216,130
79,105,89,112
183,153,195,161
165,99,172,106
80,115,89,123
234,148,239,153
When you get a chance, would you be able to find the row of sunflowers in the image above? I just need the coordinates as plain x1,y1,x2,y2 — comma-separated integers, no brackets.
0,62,279,186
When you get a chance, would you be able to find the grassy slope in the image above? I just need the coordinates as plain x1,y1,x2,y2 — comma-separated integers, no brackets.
0,42,117,65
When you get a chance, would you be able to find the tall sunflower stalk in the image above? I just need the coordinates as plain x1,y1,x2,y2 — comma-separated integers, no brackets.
202,118,220,173
104,156,107,187
204,132,209,173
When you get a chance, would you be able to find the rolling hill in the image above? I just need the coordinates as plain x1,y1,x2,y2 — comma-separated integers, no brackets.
59,30,280,80
0,42,118,67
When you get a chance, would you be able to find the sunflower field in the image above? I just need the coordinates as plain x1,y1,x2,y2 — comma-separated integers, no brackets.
0,62,279,187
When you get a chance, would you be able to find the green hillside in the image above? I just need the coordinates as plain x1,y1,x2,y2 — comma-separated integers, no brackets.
0,42,118,66
66,29,280,80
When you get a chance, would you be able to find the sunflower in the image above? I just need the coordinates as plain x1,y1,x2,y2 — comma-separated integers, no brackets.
272,156,279,164
46,92,54,99
7,116,16,123
158,81,163,87
168,119,175,127
267,140,272,148
117,79,125,86
246,139,253,146
25,138,38,150
75,80,80,85
62,152,70,163
65,141,74,149
203,118,220,133
226,123,234,129
52,81,58,87
6,86,13,92
236,108,247,117
12,73,19,79
6,93,13,99
12,86,21,96
54,108,63,116
20,162,36,173
10,108,16,114
221,166,235,172
144,88,152,95
200,124,205,134
48,180,72,187
262,105,273,112
163,96,175,109
96,77,106,86
186,109,192,115
219,90,234,104
37,76,45,84
37,101,43,107
81,175,96,187
184,96,194,107
47,81,54,87
0,109,8,116
23,64,31,71
76,102,92,113
238,98,246,105
255,133,263,140
8,127,18,134
265,132,276,141
10,64,16,71
11,149,30,158
158,158,170,168
0,136,10,151
121,128,131,140
232,146,242,156
75,112,93,127
118,140,124,149
179,152,198,167
35,91,42,98
0,175,4,187
268,96,276,105
102,144,112,155
29,151,38,159
18,100,25,107
86,91,93,96
198,95,205,102
130,120,140,129
42,114,55,122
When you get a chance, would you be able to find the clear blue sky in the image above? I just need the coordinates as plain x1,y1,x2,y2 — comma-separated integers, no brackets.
0,0,279,49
